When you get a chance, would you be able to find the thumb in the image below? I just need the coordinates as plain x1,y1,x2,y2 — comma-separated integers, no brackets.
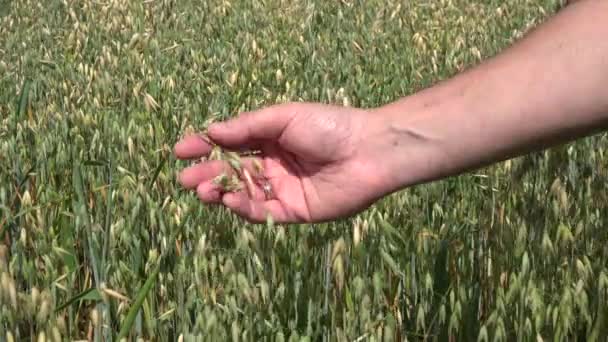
207,103,297,148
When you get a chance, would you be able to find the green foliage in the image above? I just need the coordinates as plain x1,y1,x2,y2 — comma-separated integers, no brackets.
117,260,161,340
2,0,607,341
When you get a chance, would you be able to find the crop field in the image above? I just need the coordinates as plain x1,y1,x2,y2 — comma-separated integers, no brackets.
2,0,608,341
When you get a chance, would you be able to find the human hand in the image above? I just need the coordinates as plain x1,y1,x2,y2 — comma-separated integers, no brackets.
174,102,397,223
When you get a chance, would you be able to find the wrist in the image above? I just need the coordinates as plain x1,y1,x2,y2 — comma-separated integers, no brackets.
379,109,447,190
365,90,470,194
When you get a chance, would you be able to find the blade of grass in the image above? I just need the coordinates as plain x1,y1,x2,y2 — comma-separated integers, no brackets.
0,0,12,17
430,239,451,337
16,79,31,119
102,158,113,267
84,159,109,167
55,288,103,312
72,160,101,285
148,154,167,189
589,293,606,342
116,260,161,340
101,156,114,342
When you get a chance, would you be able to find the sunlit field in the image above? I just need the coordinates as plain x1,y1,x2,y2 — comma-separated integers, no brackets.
2,0,607,341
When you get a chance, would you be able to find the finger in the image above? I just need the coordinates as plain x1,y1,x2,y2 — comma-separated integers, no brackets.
222,192,290,223
178,157,268,191
207,103,297,148
178,160,227,189
196,181,223,203
174,134,214,160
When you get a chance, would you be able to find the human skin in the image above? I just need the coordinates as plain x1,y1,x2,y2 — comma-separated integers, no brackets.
174,0,608,224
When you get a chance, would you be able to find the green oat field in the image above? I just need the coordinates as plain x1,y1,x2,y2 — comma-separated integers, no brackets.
1,0,608,341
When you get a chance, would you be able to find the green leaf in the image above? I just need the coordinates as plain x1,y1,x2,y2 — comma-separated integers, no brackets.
72,161,101,285
117,260,161,340
16,79,31,119
433,239,450,300
55,288,103,312
0,0,11,18
54,246,77,274
83,159,108,167
378,217,407,247
380,249,404,278
589,291,607,342
148,154,167,188
431,239,451,337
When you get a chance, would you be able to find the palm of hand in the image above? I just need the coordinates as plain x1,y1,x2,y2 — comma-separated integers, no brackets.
261,154,381,223
176,103,384,223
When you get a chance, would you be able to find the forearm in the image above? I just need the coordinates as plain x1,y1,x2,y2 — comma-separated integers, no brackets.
374,0,608,190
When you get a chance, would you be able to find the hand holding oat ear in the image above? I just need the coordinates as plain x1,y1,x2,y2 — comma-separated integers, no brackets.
174,102,393,223
176,0,608,224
